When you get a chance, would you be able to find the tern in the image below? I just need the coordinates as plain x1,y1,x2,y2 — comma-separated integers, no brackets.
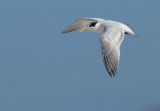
62,18,140,77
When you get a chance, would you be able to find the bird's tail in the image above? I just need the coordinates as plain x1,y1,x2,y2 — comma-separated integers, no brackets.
124,24,143,39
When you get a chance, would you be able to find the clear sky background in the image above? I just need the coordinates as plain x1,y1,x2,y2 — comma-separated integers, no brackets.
0,0,160,111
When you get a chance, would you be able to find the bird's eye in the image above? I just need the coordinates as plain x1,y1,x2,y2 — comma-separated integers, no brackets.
89,22,97,27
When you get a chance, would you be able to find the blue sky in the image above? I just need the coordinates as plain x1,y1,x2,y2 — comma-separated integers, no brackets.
0,0,160,111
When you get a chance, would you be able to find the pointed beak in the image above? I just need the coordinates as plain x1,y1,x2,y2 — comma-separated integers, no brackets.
79,28,88,32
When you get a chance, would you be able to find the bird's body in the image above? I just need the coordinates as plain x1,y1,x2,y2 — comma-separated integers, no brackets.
62,18,138,77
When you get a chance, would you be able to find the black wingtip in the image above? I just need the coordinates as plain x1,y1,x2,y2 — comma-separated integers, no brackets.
61,31,66,33
126,23,129,26
108,71,117,77
109,72,112,77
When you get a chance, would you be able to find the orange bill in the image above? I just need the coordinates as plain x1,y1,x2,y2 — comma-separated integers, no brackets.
79,28,88,32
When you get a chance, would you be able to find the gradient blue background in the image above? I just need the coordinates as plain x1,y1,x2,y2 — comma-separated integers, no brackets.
0,0,160,111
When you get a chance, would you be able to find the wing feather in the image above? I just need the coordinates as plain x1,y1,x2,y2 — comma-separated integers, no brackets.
100,28,124,76
61,18,98,33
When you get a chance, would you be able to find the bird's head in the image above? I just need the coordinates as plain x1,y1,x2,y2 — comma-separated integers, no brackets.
79,21,104,33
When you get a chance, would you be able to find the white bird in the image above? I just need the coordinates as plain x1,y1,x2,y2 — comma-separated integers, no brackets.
62,18,140,77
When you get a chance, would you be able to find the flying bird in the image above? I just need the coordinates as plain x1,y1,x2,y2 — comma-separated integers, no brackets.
62,18,140,77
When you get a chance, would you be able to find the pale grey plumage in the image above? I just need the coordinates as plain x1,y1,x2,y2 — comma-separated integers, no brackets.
61,18,98,33
100,28,124,76
62,18,136,77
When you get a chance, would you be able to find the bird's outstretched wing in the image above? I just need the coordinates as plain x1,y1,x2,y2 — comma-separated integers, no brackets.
61,18,98,33
100,28,124,77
